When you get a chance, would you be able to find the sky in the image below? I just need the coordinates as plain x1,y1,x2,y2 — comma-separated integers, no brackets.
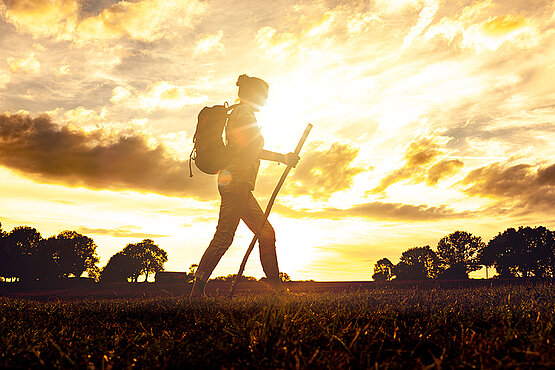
0,0,553,281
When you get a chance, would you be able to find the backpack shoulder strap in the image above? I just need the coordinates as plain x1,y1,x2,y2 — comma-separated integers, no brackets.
226,103,239,112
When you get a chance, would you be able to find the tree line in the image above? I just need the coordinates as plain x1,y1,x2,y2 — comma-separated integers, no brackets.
0,222,167,283
372,226,555,281
208,271,291,283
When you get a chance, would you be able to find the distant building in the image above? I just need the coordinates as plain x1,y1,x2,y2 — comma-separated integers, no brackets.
155,271,189,283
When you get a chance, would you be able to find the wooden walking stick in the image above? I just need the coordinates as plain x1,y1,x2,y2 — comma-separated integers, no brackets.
229,123,313,297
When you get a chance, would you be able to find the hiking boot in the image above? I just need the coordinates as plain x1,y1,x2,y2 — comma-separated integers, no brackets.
189,278,207,299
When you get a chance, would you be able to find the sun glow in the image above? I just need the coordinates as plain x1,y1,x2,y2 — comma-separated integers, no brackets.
257,65,363,152
257,79,316,153
270,216,318,277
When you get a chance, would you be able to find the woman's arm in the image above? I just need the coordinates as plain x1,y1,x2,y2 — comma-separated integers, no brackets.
259,149,299,167
259,149,283,162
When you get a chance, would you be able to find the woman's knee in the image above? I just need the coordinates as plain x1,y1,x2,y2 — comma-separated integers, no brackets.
259,224,276,245
210,231,234,251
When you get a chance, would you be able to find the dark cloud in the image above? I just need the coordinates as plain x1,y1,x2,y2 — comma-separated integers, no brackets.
77,225,170,239
114,49,177,85
274,200,472,222
537,163,555,185
442,119,555,152
334,202,471,221
371,137,462,193
78,0,122,18
426,159,464,185
404,137,441,167
461,161,555,210
3,76,116,113
462,163,533,197
286,142,365,199
0,113,216,198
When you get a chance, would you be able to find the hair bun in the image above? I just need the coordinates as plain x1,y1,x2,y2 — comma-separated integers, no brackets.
236,74,249,87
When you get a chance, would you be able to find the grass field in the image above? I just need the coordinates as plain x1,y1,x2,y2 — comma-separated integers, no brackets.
1,283,553,368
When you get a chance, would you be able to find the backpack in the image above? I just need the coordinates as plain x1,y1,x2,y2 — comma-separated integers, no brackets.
189,102,237,176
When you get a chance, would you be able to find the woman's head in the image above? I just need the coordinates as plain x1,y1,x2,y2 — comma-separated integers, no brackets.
236,74,269,108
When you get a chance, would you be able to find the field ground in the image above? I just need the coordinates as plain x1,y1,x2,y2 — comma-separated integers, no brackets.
1,282,553,368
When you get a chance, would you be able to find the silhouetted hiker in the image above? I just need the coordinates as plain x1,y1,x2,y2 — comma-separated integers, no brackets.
190,74,299,298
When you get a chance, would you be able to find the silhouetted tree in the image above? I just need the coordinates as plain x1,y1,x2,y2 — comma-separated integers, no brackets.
122,239,168,282
45,230,100,279
101,252,137,282
481,226,555,278
87,264,101,282
3,226,38,282
279,272,291,282
393,246,441,280
437,231,484,279
0,226,57,282
185,263,198,283
101,239,168,282
0,223,12,281
372,258,394,281
213,274,258,282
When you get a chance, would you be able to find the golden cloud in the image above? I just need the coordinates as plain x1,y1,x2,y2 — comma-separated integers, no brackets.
371,136,459,193
110,82,208,111
110,86,132,103
402,0,439,48
2,0,78,40
7,52,41,74
45,106,107,128
347,12,381,35
305,11,336,38
77,225,169,239
194,30,225,55
469,14,537,51
373,0,423,15
404,137,442,167
0,113,215,199
482,14,527,36
76,0,206,42
424,1,541,51
286,142,364,199
140,82,207,110
255,10,340,60
0,71,10,88
371,168,415,194
255,26,297,60
3,0,206,42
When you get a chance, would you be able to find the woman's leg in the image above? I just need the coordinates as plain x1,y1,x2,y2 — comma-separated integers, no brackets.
193,182,250,286
240,192,281,282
